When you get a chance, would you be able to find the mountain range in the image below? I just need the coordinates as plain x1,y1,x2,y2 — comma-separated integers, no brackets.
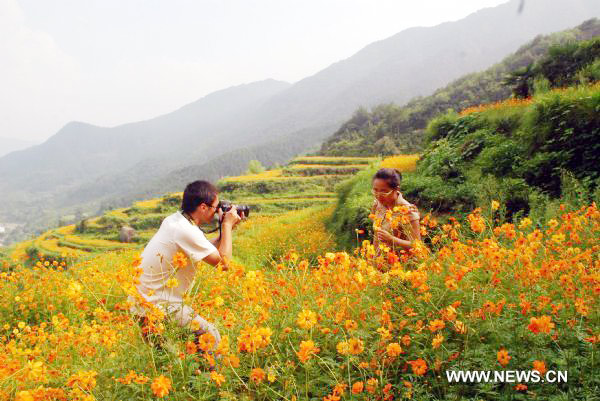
0,137,37,158
1,0,599,243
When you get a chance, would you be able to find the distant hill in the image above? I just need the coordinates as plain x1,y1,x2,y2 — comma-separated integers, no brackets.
318,18,600,156
1,0,599,244
0,137,36,158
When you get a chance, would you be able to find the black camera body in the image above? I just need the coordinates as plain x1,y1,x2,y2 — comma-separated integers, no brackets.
218,200,250,217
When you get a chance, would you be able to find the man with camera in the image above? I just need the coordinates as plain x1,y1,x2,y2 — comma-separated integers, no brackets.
129,180,245,353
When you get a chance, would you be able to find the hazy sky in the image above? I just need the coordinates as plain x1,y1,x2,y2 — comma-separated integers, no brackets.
1,0,508,143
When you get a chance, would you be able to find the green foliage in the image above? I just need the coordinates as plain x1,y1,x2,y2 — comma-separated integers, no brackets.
129,214,165,230
245,160,266,175
218,176,348,194
96,215,128,231
477,138,525,178
417,83,600,217
418,139,464,181
507,36,600,98
282,166,362,177
327,167,377,249
402,174,477,214
425,112,460,144
577,59,600,84
289,157,374,166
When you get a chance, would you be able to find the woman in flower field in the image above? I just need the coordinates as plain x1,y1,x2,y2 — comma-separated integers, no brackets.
370,168,420,253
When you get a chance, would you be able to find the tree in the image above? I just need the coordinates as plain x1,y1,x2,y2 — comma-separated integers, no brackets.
246,160,265,175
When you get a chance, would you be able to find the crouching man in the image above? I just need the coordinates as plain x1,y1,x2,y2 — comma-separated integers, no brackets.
128,180,242,355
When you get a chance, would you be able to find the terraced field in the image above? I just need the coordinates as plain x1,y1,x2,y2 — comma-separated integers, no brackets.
6,156,376,262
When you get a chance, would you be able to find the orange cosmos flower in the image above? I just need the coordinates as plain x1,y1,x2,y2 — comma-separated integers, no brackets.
432,333,444,349
223,354,240,368
532,360,547,375
468,212,485,233
66,370,97,391
185,341,197,354
408,358,427,376
165,277,179,289
344,319,358,331
337,341,350,355
497,349,511,367
515,383,528,392
454,321,467,334
151,375,172,398
172,251,188,269
348,338,364,355
366,378,378,393
15,392,34,401
197,332,216,351
250,367,266,384
386,342,402,357
527,315,555,334
296,340,320,363
296,309,317,329
429,319,445,332
210,371,226,387
352,381,364,394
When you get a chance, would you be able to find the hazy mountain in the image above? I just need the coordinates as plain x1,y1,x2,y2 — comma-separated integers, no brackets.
1,0,599,243
0,137,37,158
318,19,600,156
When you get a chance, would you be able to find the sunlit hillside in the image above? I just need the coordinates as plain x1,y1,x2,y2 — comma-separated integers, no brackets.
3,156,377,265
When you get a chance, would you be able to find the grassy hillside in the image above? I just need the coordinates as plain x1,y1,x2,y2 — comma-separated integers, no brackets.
3,156,374,265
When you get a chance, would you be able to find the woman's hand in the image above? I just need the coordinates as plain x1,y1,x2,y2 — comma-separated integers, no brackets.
375,228,394,245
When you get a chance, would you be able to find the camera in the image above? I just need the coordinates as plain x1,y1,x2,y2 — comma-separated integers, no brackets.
218,200,250,217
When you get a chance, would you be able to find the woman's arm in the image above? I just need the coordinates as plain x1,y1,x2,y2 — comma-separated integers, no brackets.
375,220,420,250
375,228,413,250
409,218,421,242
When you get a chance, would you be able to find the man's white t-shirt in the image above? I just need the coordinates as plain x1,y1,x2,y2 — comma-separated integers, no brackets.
129,211,218,316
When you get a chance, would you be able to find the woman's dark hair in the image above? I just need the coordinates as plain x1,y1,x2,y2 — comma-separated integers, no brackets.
372,168,402,189
181,180,218,214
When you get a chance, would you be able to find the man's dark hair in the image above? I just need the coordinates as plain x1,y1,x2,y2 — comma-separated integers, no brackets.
181,180,218,214
373,168,402,189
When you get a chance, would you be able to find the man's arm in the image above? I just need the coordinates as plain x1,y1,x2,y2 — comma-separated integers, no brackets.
209,210,244,248
203,209,240,269
209,236,220,247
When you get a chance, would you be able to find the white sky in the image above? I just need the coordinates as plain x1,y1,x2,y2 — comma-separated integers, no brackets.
1,0,508,143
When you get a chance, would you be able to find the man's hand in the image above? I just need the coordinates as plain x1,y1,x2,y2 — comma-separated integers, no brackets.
222,206,242,228
375,228,394,245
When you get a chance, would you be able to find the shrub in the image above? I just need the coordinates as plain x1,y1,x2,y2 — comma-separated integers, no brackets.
477,138,525,178
328,168,377,249
418,139,464,181
129,215,165,230
425,112,459,144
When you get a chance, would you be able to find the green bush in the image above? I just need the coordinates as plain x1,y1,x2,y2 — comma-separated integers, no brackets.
402,174,477,214
282,166,361,176
328,168,377,250
218,176,347,194
96,215,128,230
161,194,182,207
425,112,460,144
418,138,464,181
129,214,165,230
477,138,525,178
